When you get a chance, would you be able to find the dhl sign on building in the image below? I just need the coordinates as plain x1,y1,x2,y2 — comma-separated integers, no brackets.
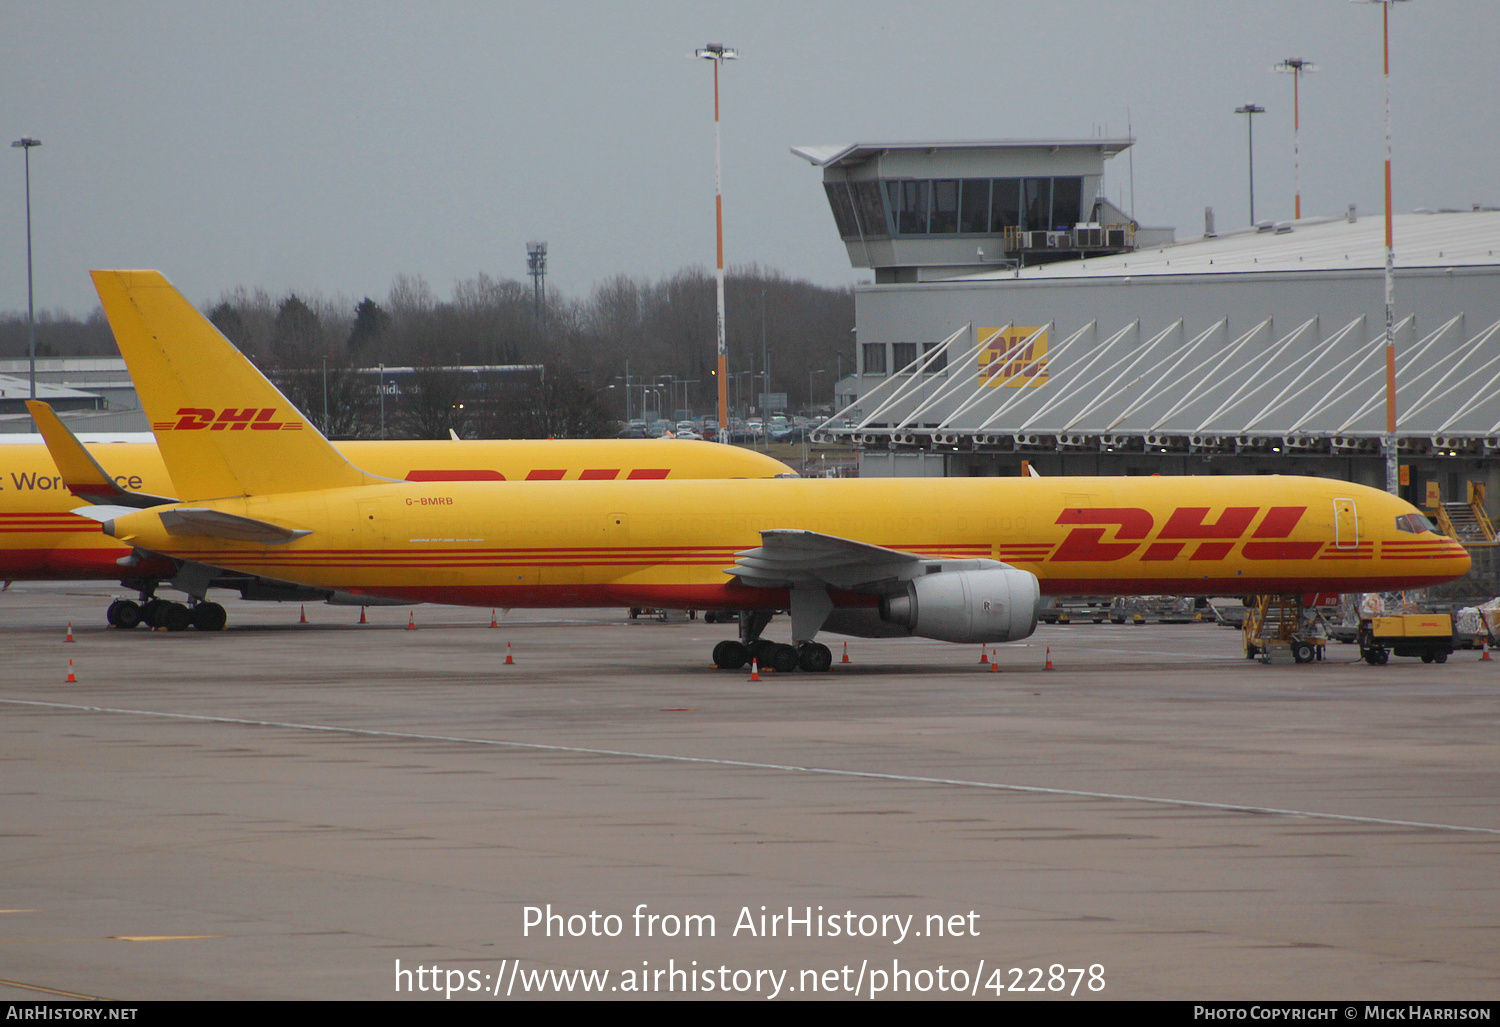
978,327,1049,388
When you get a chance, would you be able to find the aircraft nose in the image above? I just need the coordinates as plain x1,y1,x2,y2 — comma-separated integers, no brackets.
1450,542,1473,576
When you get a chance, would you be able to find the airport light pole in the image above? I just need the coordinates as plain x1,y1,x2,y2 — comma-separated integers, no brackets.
1355,0,1410,495
1272,58,1318,220
808,369,826,414
696,42,736,442
1234,105,1265,225
11,136,41,412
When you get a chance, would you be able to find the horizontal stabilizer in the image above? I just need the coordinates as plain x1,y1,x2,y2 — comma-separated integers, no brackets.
158,507,312,544
71,504,143,524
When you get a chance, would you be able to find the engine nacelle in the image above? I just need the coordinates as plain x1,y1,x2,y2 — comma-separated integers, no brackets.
878,567,1040,644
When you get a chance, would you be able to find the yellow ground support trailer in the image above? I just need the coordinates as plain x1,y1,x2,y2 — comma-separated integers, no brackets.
1358,613,1456,665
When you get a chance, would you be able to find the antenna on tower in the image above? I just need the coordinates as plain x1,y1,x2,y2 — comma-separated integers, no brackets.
526,241,548,326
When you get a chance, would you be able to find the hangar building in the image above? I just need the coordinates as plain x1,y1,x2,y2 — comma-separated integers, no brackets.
795,140,1500,530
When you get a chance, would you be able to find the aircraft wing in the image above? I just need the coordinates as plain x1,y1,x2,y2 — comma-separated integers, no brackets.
26,400,177,508
726,529,997,593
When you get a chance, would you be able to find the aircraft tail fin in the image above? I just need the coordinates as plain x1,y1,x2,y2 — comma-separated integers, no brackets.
26,399,176,507
92,270,377,500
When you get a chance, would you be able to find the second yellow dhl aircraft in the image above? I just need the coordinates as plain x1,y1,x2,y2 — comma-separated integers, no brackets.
3,427,791,629
57,270,1471,672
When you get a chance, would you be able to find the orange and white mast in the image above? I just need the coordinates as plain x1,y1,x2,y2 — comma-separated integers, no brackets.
696,42,737,438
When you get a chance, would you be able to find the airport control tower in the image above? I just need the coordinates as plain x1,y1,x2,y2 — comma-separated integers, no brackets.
791,139,1170,283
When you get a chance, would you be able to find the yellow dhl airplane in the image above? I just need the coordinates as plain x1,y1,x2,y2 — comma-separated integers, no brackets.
6,360,789,631
7,427,790,629
58,270,1471,671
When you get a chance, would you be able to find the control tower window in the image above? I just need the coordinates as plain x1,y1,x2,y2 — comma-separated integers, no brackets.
824,180,890,240
823,183,860,240
990,178,1021,232
1052,177,1083,229
930,180,960,234
959,179,990,234
888,180,930,235
851,180,889,239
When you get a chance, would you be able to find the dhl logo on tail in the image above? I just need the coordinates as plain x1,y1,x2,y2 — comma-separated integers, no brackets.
152,408,303,432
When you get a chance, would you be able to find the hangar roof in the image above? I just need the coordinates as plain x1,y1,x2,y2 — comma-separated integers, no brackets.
950,210,1500,282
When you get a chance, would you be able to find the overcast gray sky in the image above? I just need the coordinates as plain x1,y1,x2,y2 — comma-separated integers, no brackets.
3,0,1497,317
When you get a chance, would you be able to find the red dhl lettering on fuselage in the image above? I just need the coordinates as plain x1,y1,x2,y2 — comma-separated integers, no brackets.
152,408,302,431
1049,506,1321,562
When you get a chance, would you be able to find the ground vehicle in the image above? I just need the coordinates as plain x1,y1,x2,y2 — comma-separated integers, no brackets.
1357,613,1456,665
1242,594,1335,663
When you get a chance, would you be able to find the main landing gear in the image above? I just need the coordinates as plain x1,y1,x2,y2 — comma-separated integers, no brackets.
711,611,833,674
105,581,227,632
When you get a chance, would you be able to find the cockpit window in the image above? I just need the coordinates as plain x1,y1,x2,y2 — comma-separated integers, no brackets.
1395,513,1438,534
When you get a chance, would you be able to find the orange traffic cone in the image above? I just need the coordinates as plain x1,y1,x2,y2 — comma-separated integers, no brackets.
490,609,499,628
979,648,988,664
749,658,760,682
66,659,76,683
990,648,999,672
1045,647,1054,671
1482,646,1492,662
505,642,514,665
65,622,75,643
841,642,850,664
406,611,416,630
299,604,308,624
358,606,367,624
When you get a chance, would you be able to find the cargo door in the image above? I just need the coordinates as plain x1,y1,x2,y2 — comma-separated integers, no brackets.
1333,498,1358,549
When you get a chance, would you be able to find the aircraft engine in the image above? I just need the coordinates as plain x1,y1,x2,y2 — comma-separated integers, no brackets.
878,567,1040,643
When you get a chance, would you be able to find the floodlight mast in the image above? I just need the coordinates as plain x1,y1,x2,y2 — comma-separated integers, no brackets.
1233,104,1266,224
1272,58,1318,220
1353,0,1410,495
696,42,736,440
10,136,40,416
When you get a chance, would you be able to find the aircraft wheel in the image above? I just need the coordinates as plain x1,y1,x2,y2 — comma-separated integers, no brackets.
749,639,779,667
1292,641,1314,664
712,640,748,670
796,642,833,673
192,602,227,632
770,643,799,674
110,600,142,630
140,599,165,628
158,602,192,632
